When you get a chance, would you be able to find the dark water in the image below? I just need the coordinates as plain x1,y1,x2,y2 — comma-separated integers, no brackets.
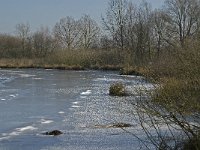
0,69,154,150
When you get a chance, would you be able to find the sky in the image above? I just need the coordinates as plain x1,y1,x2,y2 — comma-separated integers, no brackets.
0,0,164,34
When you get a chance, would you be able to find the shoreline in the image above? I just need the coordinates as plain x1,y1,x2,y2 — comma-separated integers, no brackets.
0,58,144,76
0,64,123,72
0,64,122,71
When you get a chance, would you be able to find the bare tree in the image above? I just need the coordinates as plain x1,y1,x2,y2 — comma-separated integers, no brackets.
32,26,54,57
15,23,31,56
121,1,138,66
125,2,137,50
100,35,113,50
0,34,21,58
134,1,153,65
102,0,154,65
152,9,171,57
79,15,100,49
53,16,81,50
102,0,128,52
164,0,200,46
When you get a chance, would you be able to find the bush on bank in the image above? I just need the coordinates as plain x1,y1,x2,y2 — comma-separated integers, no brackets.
144,42,200,149
109,83,127,96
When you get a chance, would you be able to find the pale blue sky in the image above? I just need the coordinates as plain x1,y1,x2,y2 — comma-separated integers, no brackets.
0,0,164,34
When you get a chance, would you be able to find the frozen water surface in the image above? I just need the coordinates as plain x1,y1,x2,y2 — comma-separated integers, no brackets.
0,69,155,150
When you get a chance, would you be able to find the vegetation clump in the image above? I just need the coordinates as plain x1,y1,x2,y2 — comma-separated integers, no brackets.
183,133,200,150
138,43,200,149
94,123,132,128
109,83,127,96
111,123,132,128
43,130,63,136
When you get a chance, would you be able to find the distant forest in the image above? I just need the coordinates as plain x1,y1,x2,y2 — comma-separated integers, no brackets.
0,0,200,68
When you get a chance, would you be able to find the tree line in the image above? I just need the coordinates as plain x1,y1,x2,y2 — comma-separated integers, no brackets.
0,0,200,66
0,14,101,59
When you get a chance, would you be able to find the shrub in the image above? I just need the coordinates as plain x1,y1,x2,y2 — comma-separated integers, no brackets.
109,83,126,96
183,136,200,150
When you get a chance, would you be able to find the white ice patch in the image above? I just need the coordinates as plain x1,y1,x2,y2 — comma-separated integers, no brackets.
0,126,37,141
77,123,87,128
18,74,36,78
16,126,37,132
58,111,65,114
62,118,68,122
80,96,87,99
9,131,19,136
0,76,14,84
72,101,79,104
81,90,91,95
40,119,54,124
9,94,16,98
33,78,43,80
71,105,81,108
0,136,10,141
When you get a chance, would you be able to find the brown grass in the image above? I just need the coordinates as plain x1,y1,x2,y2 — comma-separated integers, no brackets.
0,49,122,70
